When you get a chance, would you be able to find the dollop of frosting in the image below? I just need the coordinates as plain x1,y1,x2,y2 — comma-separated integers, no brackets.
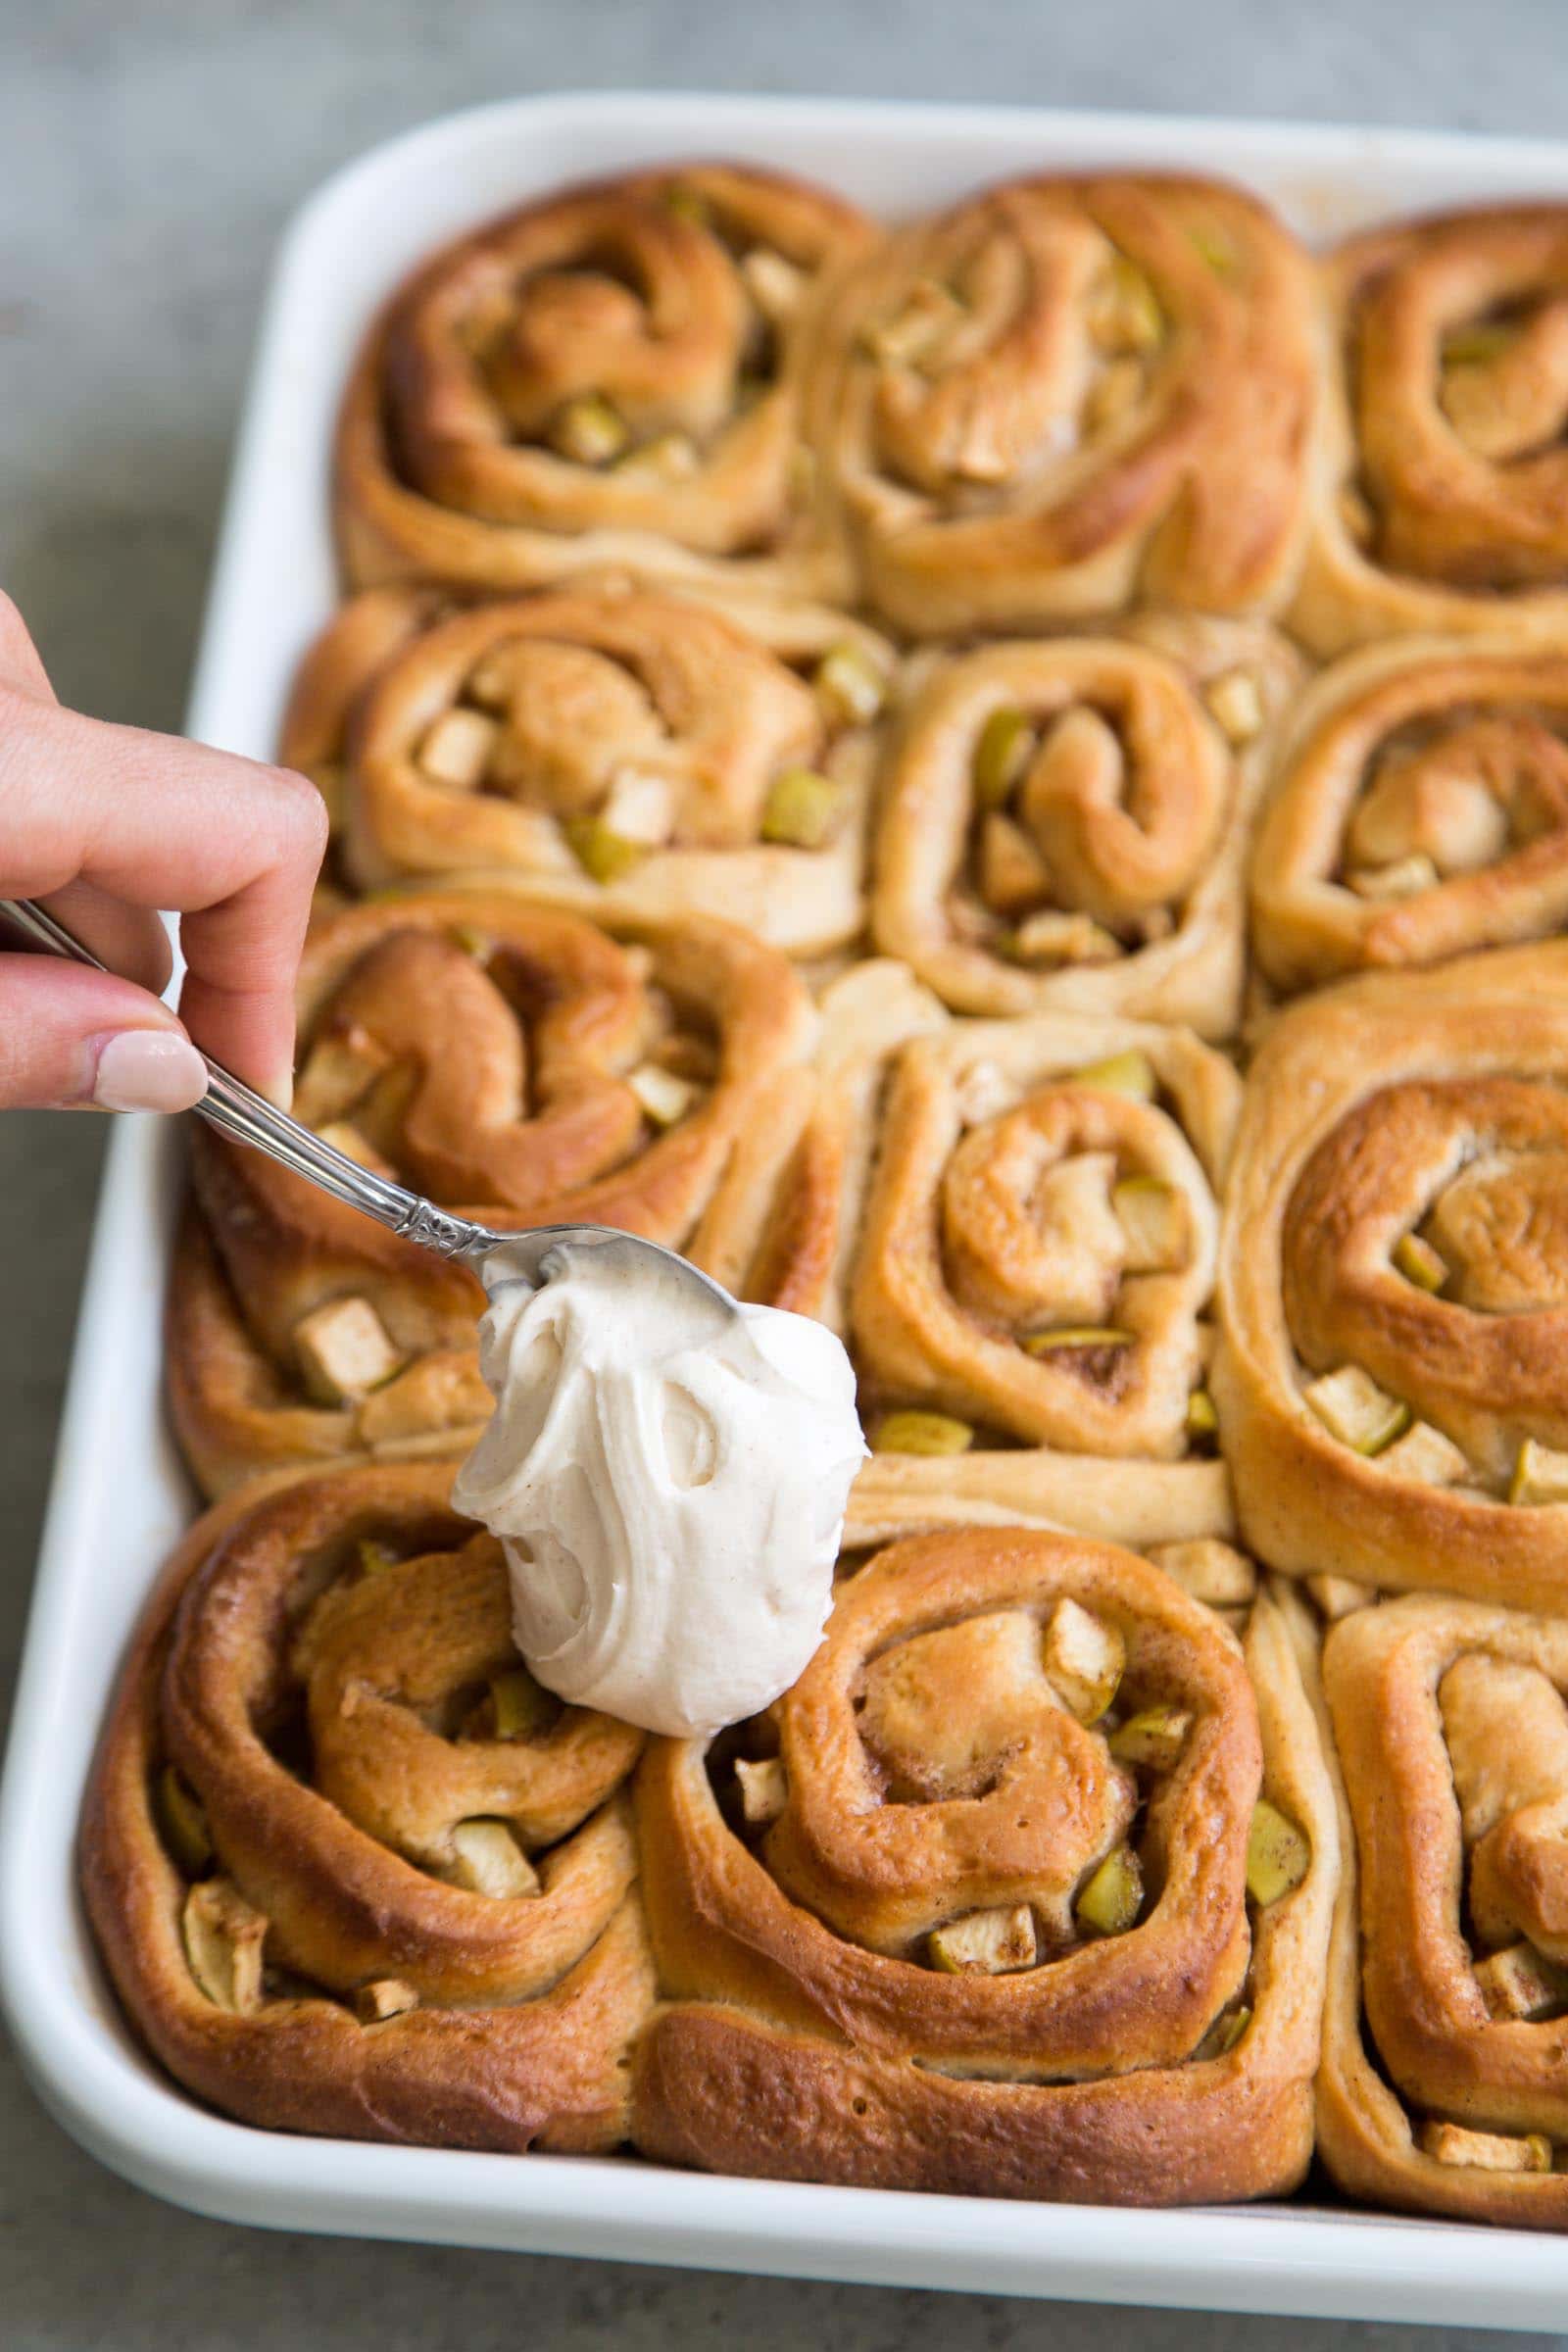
451,1240,866,1738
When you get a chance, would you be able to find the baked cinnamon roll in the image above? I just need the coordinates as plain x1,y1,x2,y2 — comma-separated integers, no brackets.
1317,1589,1568,2224
635,1526,1335,2202
81,1465,654,2152
1217,945,1568,1610
1297,205,1568,654
870,615,1300,1034
1251,635,1568,997
281,581,895,957
844,995,1240,1548
168,888,818,1495
336,165,872,598
806,173,1319,635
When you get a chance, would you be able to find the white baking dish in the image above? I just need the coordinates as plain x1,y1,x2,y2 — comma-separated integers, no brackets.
9,89,1568,2328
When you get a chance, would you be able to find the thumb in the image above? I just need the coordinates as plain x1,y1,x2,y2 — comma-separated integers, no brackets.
0,956,209,1112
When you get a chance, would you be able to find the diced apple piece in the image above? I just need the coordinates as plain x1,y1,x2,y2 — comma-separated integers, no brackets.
735,1756,788,1827
1005,910,1120,966
971,706,1035,809
601,768,678,846
627,1062,696,1128
1511,1439,1568,1506
1089,256,1162,354
814,640,888,727
354,1979,420,2023
1202,668,1265,745
293,1297,404,1405
1380,1419,1469,1487
183,1878,268,2013
564,815,645,883
1076,1846,1143,1936
614,432,700,480
417,707,499,790
490,1667,555,1740
443,1819,540,1899
1108,1706,1193,1770
1112,1177,1189,1272
928,1903,1038,1975
1394,1232,1448,1292
868,1410,975,1457
295,1024,392,1127
1419,2120,1552,2175
357,1538,399,1576
1186,1388,1219,1440
761,768,843,848
1072,1050,1156,1100
1148,1538,1257,1608
1043,1596,1125,1722
547,394,628,466
1475,1941,1568,2023
740,246,807,321
865,278,965,368
1305,1573,1375,1622
1246,1799,1310,1905
1303,1365,1410,1456
1347,855,1441,900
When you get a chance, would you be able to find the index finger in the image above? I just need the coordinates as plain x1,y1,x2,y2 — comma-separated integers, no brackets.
0,687,328,1100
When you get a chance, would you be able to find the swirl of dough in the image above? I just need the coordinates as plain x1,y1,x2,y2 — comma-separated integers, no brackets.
1217,944,1568,1611
167,888,818,1496
633,1526,1335,2204
1317,1589,1568,2224
1297,205,1568,654
870,614,1299,1033
282,581,895,957
79,1464,655,2153
805,172,1318,635
1253,637,1568,994
335,164,873,597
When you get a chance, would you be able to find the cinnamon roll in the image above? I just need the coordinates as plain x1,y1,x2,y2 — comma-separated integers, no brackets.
280,581,895,957
80,1464,654,2152
806,173,1319,635
634,1526,1336,2202
846,1002,1240,1549
336,165,872,598
168,888,818,1495
1317,1589,1568,2224
1216,944,1568,1610
1297,205,1568,655
870,614,1301,1034
1251,635,1568,996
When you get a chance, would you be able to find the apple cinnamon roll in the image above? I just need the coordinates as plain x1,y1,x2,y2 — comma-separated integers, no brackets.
168,888,818,1495
336,164,872,598
870,615,1300,1034
281,581,895,957
1252,635,1568,996
1297,205,1568,655
806,173,1319,635
1316,1590,1568,2224
634,1526,1335,2202
1216,944,1568,1611
81,1464,654,2153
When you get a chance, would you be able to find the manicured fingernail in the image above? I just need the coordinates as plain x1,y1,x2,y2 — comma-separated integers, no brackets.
92,1029,210,1113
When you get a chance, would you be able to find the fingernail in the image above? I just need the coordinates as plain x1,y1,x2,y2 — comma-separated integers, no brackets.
92,1029,210,1114
259,1069,295,1113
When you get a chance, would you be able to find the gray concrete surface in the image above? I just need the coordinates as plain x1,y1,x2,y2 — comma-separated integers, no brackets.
5,1,1568,2341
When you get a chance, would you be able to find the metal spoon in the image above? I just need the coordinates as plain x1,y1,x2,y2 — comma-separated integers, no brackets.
0,895,736,1310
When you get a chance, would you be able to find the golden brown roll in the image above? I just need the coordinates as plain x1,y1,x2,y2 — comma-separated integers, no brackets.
168,888,819,1495
1316,1589,1568,2225
870,613,1301,1034
806,173,1319,636
1251,634,1568,997
824,977,1241,1550
1296,205,1568,655
280,580,895,956
81,1464,654,2152
1216,944,1568,1611
336,164,873,598
634,1526,1336,2203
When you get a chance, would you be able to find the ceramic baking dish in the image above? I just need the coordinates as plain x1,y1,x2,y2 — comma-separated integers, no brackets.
9,89,1568,2328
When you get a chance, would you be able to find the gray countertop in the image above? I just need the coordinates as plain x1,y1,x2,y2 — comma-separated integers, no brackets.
4,3,1567,2343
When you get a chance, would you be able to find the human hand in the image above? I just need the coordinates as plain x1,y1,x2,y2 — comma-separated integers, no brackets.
0,592,327,1112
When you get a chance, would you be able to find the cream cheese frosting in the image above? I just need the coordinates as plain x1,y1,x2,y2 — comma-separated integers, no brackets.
451,1239,865,1738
